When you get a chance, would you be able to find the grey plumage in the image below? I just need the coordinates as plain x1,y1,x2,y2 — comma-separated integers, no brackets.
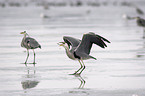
20,31,41,65
63,36,81,48
75,32,110,60
62,36,81,60
58,32,110,75
21,37,41,49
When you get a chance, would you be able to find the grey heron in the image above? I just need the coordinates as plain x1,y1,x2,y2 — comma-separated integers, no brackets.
20,31,41,66
58,32,110,75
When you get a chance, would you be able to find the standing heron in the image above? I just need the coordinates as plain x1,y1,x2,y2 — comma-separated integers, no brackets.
58,32,110,75
20,31,41,66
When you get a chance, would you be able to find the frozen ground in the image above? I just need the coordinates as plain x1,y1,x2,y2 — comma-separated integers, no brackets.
0,0,145,96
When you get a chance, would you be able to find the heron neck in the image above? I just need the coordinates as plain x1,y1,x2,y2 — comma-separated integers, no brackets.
64,46,70,53
24,34,26,38
23,34,27,39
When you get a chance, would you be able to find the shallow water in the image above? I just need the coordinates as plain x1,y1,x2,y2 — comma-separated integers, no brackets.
0,1,145,96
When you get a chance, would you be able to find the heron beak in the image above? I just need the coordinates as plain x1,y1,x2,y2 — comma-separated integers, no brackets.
59,44,63,46
20,32,24,34
20,31,26,34
57,42,65,46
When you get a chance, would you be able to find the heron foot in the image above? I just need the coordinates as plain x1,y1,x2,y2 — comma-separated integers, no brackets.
29,62,37,64
20,62,28,66
20,62,28,64
69,72,81,76
69,73,76,75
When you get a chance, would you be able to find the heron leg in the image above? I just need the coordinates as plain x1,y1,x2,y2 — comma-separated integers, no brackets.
77,75,86,89
78,59,85,75
33,49,36,65
25,49,29,65
70,60,83,75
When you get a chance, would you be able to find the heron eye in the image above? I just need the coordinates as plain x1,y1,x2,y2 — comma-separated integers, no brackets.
69,45,72,49
27,41,30,43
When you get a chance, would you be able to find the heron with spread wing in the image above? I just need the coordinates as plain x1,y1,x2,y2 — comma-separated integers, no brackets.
58,32,110,75
20,31,41,66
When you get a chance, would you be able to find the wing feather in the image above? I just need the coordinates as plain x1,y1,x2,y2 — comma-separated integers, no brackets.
63,36,81,48
25,37,41,49
75,32,110,55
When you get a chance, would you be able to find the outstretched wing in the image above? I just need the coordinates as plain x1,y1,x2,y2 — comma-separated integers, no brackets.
25,37,41,49
75,32,110,55
63,36,81,48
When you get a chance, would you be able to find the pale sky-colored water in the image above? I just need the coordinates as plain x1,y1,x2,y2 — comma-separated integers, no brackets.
0,0,145,96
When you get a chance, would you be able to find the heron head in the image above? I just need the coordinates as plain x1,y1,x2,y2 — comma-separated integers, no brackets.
20,31,26,34
20,31,29,36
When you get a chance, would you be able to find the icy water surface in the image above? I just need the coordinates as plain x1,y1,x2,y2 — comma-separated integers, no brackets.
1,2,145,96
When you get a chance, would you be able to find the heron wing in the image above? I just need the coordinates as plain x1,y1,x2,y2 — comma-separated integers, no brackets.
75,32,110,55
25,37,41,49
63,36,81,48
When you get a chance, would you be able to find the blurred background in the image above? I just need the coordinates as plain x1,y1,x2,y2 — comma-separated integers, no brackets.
0,0,145,96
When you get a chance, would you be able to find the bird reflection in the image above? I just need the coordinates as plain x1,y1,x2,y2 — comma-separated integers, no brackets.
74,74,85,89
69,75,87,95
21,68,39,90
